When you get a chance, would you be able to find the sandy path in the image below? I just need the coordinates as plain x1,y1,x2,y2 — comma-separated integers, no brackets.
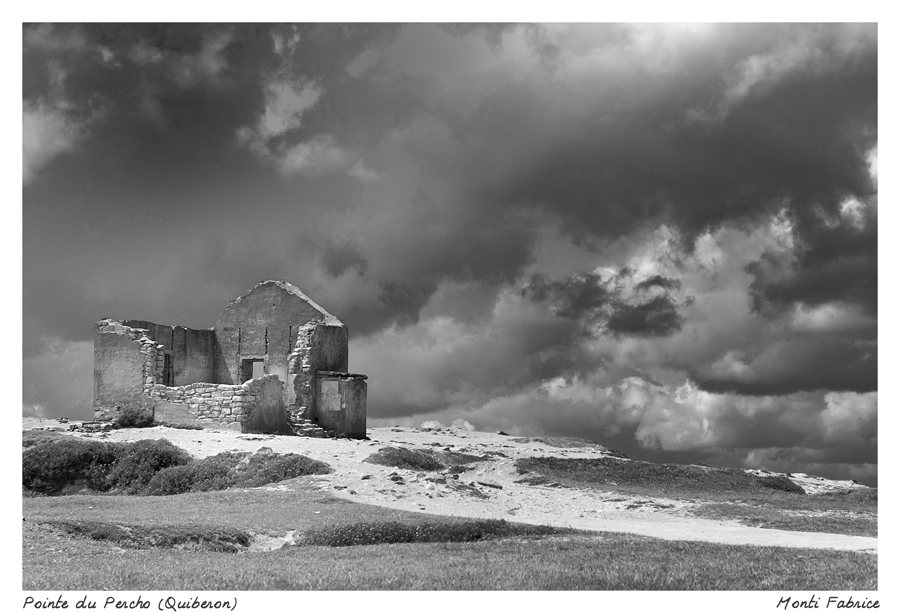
23,419,877,554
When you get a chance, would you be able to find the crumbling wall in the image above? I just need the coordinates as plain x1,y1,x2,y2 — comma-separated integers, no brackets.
124,320,217,386
146,381,258,429
94,320,164,421
287,322,349,432
241,375,292,434
315,372,367,438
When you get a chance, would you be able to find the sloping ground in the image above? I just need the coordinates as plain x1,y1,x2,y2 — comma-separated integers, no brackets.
22,418,876,553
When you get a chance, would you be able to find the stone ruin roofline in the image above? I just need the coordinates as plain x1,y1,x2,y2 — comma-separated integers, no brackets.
99,280,344,331
221,279,344,327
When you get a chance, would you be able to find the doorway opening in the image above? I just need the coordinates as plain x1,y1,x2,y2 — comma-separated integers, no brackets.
162,353,174,386
241,358,265,383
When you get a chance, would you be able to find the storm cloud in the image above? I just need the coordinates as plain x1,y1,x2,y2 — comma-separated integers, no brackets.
23,23,877,485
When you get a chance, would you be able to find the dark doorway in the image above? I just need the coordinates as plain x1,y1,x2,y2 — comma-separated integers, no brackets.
162,353,174,386
241,359,265,382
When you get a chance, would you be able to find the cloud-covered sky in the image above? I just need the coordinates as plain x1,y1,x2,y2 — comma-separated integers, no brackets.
23,23,878,485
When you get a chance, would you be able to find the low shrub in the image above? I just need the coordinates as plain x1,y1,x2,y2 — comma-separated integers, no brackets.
22,430,68,449
104,439,193,494
146,453,245,495
235,452,332,487
755,475,805,494
363,447,446,471
146,451,332,496
23,438,119,495
114,405,155,429
44,520,252,552
23,433,332,497
300,519,567,547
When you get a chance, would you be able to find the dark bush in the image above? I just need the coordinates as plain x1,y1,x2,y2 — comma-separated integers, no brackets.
22,438,119,495
146,452,244,495
755,475,806,495
24,434,331,497
22,430,67,449
235,453,332,487
301,519,566,547
363,446,446,471
146,451,331,496
104,439,193,494
144,464,196,496
114,405,155,429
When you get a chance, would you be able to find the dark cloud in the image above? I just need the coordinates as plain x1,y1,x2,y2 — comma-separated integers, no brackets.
321,243,368,277
606,295,684,338
523,270,689,338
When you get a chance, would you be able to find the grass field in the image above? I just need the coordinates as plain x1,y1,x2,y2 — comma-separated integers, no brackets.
23,480,876,591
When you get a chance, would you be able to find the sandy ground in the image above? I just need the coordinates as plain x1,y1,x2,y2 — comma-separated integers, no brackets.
23,418,876,554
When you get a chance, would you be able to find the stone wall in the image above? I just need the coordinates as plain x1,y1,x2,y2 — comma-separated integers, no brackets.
124,319,217,386
315,371,367,438
145,381,257,428
288,322,349,428
213,281,335,387
94,320,165,420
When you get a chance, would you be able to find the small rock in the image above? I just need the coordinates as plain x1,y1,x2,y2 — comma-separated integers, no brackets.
361,474,373,480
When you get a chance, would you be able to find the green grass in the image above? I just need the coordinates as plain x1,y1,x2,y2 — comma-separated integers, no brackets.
23,483,469,533
23,524,876,590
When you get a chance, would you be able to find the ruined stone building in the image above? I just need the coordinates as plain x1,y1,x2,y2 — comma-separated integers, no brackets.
93,280,367,437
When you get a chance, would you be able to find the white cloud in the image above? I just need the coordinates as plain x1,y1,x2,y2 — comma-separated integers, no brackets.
820,391,877,446
23,100,83,184
273,26,301,58
234,77,352,178
259,81,322,141
349,160,379,181
278,135,352,177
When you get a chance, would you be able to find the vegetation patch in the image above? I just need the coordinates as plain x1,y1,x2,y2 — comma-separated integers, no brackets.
23,437,130,495
363,446,494,473
515,456,806,498
513,436,627,456
147,451,332,495
22,434,331,496
22,429,69,448
113,406,155,429
364,446,447,471
37,520,252,553
299,519,573,547
692,502,877,537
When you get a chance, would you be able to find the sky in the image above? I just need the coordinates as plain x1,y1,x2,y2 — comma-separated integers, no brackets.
22,23,879,485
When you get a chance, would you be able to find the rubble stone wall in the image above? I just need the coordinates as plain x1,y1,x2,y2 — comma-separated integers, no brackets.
145,381,258,426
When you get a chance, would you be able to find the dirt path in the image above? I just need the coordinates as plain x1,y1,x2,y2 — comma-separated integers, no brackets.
23,419,877,554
